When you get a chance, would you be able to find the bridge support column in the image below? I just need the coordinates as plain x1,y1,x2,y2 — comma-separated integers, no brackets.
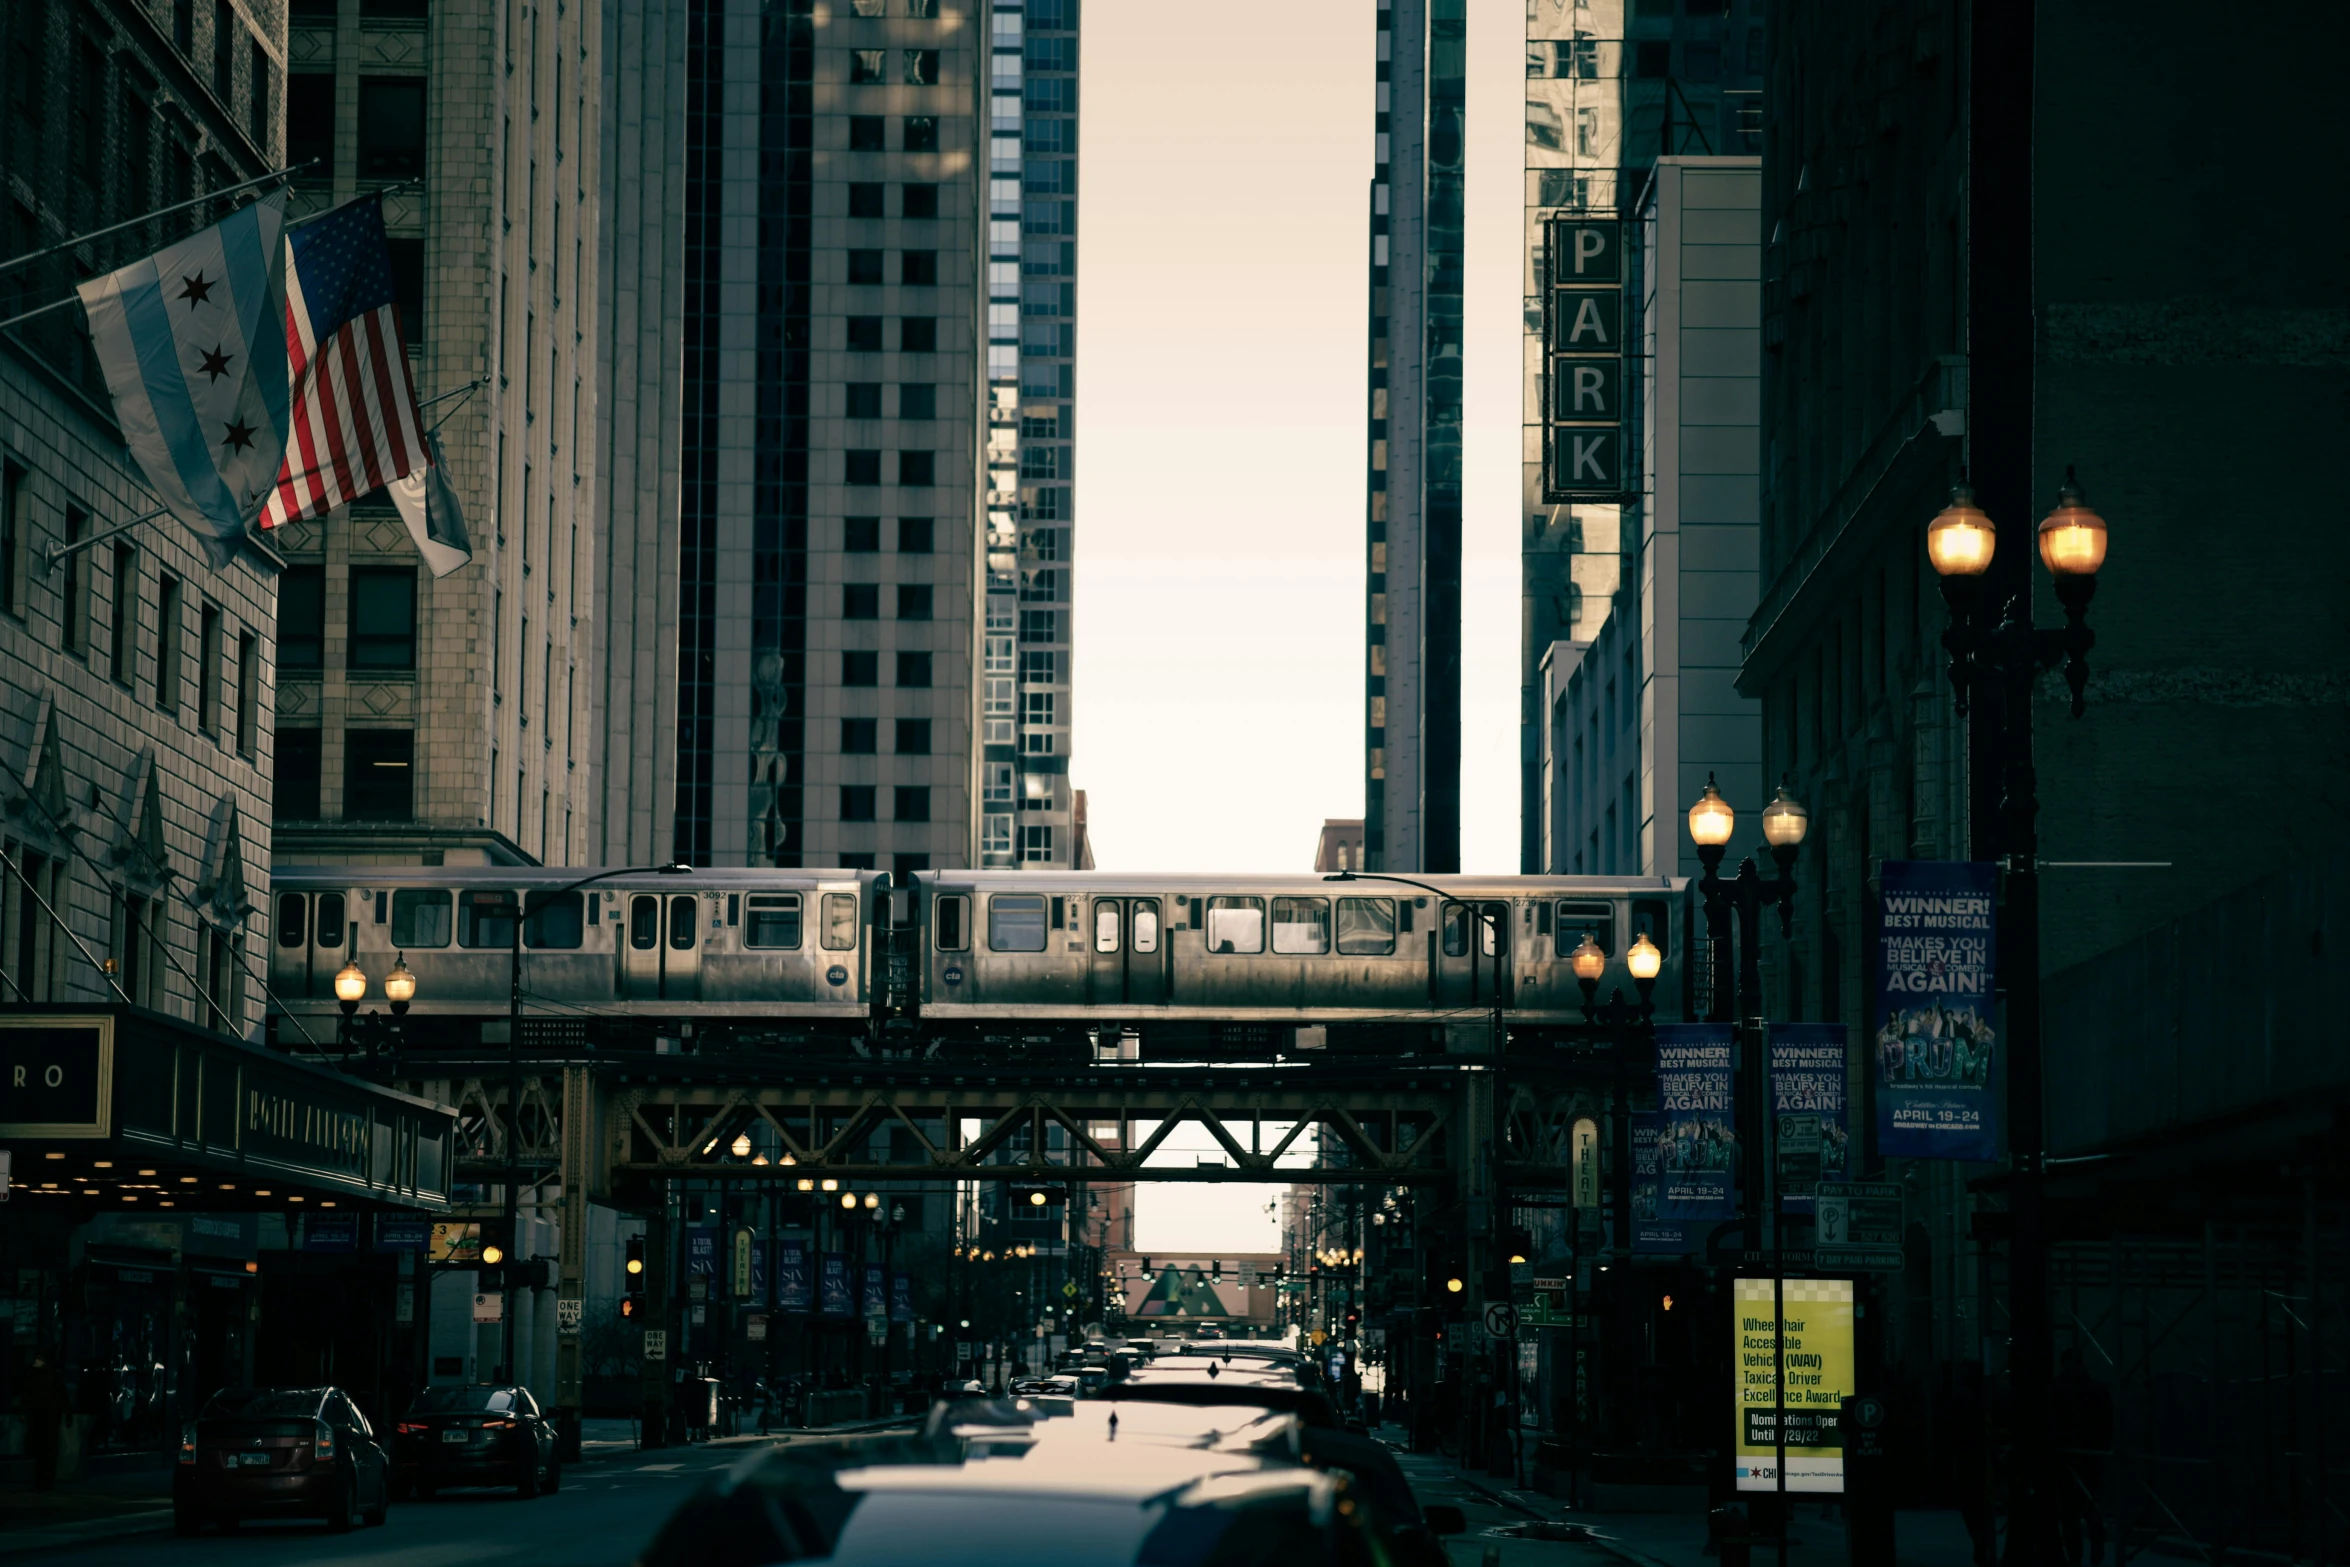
556,1063,590,1460
1457,1067,1498,1470
641,1203,672,1448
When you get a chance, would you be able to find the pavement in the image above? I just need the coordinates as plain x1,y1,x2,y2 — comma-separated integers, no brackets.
0,1416,919,1561
1378,1426,1982,1567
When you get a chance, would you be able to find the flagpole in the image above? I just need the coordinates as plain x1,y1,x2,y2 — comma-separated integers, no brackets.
39,504,177,572
0,162,313,279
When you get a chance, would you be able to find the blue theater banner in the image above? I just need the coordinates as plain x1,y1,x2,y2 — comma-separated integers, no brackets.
1631,1111,1689,1254
1655,1024,1738,1224
1875,860,1999,1161
776,1239,810,1312
819,1252,852,1317
1770,1024,1850,1212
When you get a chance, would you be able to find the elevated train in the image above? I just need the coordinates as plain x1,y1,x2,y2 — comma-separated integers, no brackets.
267,868,1699,1058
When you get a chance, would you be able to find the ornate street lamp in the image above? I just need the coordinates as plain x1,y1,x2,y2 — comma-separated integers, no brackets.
1928,466,2110,1558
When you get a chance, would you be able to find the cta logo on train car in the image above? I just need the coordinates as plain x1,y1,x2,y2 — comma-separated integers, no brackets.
827,966,849,986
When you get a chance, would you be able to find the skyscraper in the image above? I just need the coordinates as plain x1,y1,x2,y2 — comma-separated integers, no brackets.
1363,0,1463,876
978,0,1081,870
1519,0,1764,870
273,0,603,871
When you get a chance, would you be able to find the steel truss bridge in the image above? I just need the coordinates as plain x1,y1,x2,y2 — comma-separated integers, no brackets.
369,1045,1643,1435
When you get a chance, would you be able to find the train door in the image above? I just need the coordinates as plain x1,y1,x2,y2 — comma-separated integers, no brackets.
1430,900,1511,1009
1086,898,1168,1007
273,891,349,998
621,892,703,1001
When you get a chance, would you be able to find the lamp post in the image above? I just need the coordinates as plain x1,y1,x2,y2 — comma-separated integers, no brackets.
333,955,415,1062
1927,469,2108,1562
504,863,691,1438
1685,777,1807,1545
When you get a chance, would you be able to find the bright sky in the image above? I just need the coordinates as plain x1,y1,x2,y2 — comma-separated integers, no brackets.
1075,0,1523,1252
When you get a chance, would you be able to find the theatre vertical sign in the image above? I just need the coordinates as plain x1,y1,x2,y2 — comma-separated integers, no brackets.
1875,861,1999,1161
1544,217,1629,500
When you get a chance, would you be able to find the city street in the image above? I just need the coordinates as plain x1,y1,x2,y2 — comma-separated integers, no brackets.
2,1440,756,1566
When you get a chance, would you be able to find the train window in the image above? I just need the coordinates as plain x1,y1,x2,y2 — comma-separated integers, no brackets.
390,889,452,949
459,891,519,948
1631,897,1670,958
933,894,968,952
1050,897,1065,931
1336,898,1396,955
630,896,659,950
1132,900,1160,953
988,894,1047,952
314,893,345,950
275,894,307,948
374,890,388,925
669,896,698,950
1205,897,1264,955
727,894,740,927
1093,901,1120,953
821,893,858,951
746,893,804,949
1481,902,1505,957
1398,899,1416,933
524,891,584,949
1270,897,1330,955
1556,901,1613,958
1441,904,1471,958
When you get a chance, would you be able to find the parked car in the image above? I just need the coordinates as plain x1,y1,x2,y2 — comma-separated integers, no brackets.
173,1386,391,1535
391,1384,562,1498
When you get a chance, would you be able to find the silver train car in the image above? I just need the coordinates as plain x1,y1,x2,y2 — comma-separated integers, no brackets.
267,867,1694,1058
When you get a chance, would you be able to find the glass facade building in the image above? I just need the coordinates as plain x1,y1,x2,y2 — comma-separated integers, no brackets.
1363,0,1464,876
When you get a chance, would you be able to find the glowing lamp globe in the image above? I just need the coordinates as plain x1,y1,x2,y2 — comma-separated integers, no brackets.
1626,933,1663,982
1927,483,1997,577
332,961,368,1006
1686,775,1736,849
2037,471,2108,577
1569,933,1607,983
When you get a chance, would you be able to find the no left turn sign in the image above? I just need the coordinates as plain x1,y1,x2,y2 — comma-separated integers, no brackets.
1483,1302,1519,1340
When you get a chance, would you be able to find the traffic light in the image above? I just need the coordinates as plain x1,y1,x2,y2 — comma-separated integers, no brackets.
478,1217,514,1274
620,1297,637,1319
625,1236,645,1295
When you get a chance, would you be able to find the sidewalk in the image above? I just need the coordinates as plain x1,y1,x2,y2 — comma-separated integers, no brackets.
1380,1428,1979,1567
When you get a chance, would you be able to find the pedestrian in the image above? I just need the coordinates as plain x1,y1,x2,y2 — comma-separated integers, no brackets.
20,1352,69,1492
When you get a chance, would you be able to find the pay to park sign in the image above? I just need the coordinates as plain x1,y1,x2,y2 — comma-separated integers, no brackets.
1733,1277,1855,1494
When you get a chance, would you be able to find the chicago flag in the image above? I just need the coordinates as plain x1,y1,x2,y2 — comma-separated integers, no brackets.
76,197,290,544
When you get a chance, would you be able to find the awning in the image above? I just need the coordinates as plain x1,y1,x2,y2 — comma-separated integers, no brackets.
0,1005,455,1216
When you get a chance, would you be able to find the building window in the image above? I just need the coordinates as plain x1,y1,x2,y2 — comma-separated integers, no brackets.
348,566,416,669
845,383,882,419
895,719,931,755
278,564,324,670
248,39,269,144
898,518,933,553
850,49,885,84
154,574,182,713
899,384,935,420
844,450,881,485
844,516,880,552
849,115,884,150
903,49,938,85
903,184,938,219
1021,824,1054,863
846,316,883,352
1636,40,1670,77
196,603,222,734
900,317,936,353
344,729,414,819
357,77,426,175
904,115,939,152
842,651,879,687
893,786,928,822
901,250,937,286
985,635,1014,674
898,451,935,487
840,785,876,822
983,814,1013,856
896,584,933,620
1020,609,1058,642
895,651,932,688
983,763,1013,804
1020,447,1059,479
1024,690,1056,730
234,632,257,755
105,540,135,674
843,584,879,619
287,73,336,178
0,463,22,616
847,248,884,284
275,728,323,819
841,718,877,754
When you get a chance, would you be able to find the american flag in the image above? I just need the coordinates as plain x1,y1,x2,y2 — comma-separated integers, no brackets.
257,195,426,529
